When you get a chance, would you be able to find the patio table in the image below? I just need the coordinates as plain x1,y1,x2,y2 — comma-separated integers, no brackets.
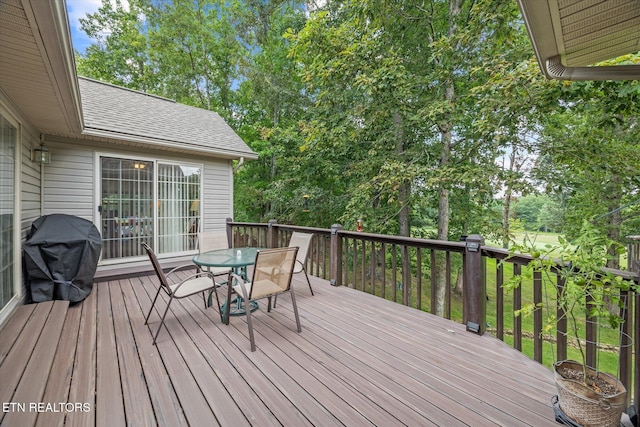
193,247,263,322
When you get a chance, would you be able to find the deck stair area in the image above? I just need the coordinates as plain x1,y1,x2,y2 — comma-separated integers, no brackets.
0,272,561,426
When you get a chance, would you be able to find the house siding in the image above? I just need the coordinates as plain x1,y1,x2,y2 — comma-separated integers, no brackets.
20,128,42,237
42,140,95,220
202,159,233,231
42,137,233,259
1,0,252,327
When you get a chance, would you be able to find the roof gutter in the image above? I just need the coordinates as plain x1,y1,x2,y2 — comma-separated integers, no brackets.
546,56,640,81
517,0,640,81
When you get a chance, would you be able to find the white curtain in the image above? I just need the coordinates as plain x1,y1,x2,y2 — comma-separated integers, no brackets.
158,163,201,254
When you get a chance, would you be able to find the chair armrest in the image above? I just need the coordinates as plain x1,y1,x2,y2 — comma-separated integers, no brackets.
170,271,215,292
166,263,201,278
229,272,250,300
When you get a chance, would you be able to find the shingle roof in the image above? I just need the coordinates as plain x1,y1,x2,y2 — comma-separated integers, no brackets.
78,77,257,159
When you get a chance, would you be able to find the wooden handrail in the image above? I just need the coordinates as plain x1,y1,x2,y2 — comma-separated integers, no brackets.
226,219,639,410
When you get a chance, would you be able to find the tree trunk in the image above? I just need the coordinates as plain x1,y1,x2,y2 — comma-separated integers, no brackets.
395,112,411,238
454,270,463,296
435,130,451,316
394,112,412,305
604,176,623,316
502,187,512,249
434,0,462,317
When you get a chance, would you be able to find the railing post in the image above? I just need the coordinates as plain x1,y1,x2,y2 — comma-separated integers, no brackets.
463,234,485,335
330,224,343,286
619,289,632,408
635,289,639,416
225,217,233,247
267,219,278,248
630,235,640,415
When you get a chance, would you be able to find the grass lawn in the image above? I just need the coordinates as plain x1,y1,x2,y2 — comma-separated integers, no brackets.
483,256,627,377
486,231,566,251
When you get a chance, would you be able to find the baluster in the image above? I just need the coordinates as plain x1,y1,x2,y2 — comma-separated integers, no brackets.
496,261,504,341
533,270,543,363
513,263,522,351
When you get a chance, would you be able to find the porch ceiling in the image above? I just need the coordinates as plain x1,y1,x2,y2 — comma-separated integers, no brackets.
517,0,640,80
0,0,82,134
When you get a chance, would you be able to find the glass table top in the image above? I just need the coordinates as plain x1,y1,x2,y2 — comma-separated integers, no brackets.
193,247,263,269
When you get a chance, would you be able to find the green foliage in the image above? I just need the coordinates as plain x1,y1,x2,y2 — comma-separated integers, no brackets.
74,1,640,272
76,0,153,89
513,194,564,232
506,221,639,383
533,68,640,256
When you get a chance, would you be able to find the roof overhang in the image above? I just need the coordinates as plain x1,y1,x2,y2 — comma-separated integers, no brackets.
0,0,83,133
77,128,259,161
517,0,640,81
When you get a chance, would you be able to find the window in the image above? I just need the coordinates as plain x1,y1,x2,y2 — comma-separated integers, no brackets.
0,114,16,310
100,156,201,261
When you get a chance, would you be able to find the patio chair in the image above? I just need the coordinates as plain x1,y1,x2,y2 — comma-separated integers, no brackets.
196,230,233,308
197,230,233,274
224,247,300,351
142,242,222,345
198,229,231,252
274,232,314,308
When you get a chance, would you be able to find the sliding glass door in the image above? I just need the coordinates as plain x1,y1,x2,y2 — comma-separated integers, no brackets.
100,157,154,259
100,156,201,261
0,114,16,310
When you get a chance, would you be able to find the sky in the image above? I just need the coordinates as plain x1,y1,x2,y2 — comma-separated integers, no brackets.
66,0,103,54
66,0,325,54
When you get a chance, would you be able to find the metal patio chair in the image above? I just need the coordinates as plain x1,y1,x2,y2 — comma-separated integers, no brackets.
274,232,314,308
197,230,233,308
223,246,300,352
197,230,233,275
142,242,222,345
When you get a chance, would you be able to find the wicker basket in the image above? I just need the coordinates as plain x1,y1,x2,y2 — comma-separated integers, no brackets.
554,360,626,427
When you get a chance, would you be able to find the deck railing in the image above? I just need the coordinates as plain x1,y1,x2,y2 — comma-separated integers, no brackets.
226,219,639,410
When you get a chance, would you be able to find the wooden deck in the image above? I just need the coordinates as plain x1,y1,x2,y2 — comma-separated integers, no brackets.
0,271,560,426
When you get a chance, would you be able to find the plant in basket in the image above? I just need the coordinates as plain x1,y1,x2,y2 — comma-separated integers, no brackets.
505,221,639,427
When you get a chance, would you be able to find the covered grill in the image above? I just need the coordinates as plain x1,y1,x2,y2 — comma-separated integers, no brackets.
24,214,102,303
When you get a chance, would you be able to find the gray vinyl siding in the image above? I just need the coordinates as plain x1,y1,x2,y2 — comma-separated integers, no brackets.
42,140,95,221
42,137,234,249
21,132,42,238
19,118,43,240
202,158,233,231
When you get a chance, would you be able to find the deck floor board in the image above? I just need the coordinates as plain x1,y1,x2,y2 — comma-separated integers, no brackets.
0,272,559,426
36,301,82,427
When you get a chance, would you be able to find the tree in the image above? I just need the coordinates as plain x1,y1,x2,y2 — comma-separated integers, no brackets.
76,0,153,90
536,69,640,268
232,2,315,224
145,0,247,115
289,0,545,313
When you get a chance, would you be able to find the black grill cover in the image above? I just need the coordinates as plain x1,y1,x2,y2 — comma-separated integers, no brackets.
24,214,102,303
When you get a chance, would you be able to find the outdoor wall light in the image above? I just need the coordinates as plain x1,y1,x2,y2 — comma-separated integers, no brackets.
31,134,50,164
